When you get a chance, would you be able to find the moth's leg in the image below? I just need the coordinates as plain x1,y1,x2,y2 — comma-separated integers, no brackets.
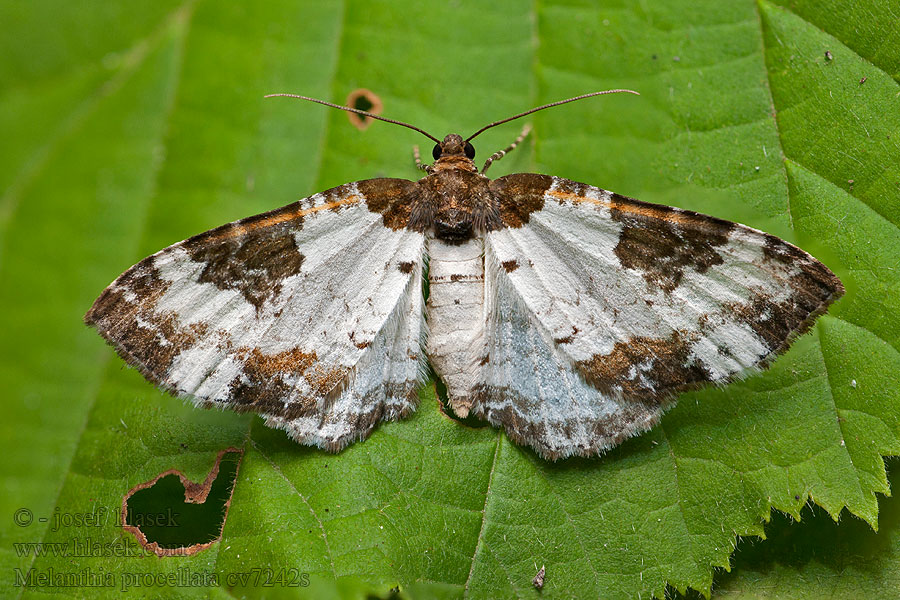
413,145,429,172
481,124,532,174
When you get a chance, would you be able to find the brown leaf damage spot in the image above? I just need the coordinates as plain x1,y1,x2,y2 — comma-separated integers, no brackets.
345,88,383,130
122,448,243,557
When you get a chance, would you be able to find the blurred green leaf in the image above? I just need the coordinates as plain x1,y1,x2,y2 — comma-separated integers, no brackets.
1,1,897,599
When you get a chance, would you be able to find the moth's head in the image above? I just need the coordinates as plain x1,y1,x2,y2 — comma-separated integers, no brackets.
429,134,477,173
433,134,475,160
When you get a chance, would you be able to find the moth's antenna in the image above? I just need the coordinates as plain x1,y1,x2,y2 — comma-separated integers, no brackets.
264,93,442,143
465,89,640,142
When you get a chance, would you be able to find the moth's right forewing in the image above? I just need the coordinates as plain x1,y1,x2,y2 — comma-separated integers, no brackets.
86,178,427,451
477,173,842,459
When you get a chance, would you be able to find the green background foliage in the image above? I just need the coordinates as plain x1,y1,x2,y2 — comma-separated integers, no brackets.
1,1,898,598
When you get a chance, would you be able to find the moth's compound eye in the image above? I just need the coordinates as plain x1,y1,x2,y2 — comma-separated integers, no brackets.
464,141,475,159
432,144,442,160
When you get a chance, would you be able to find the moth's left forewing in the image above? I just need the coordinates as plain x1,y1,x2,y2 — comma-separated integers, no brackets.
478,174,843,459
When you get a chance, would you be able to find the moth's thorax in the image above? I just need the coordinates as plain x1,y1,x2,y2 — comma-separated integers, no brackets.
429,156,477,174
415,168,499,243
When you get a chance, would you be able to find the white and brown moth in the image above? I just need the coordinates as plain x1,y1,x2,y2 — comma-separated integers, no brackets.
86,91,843,460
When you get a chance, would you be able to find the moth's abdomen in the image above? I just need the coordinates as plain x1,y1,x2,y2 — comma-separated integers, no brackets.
426,235,485,417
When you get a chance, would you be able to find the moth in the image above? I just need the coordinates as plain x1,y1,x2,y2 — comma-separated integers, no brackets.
86,91,844,460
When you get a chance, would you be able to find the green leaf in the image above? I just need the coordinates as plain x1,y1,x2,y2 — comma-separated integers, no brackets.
709,459,900,598
1,1,897,599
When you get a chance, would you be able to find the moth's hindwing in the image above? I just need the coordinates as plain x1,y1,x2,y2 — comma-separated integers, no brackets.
477,174,843,459
86,178,427,450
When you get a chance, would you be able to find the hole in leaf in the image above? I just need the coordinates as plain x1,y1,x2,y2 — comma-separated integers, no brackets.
122,448,243,557
345,88,383,130
354,95,373,112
